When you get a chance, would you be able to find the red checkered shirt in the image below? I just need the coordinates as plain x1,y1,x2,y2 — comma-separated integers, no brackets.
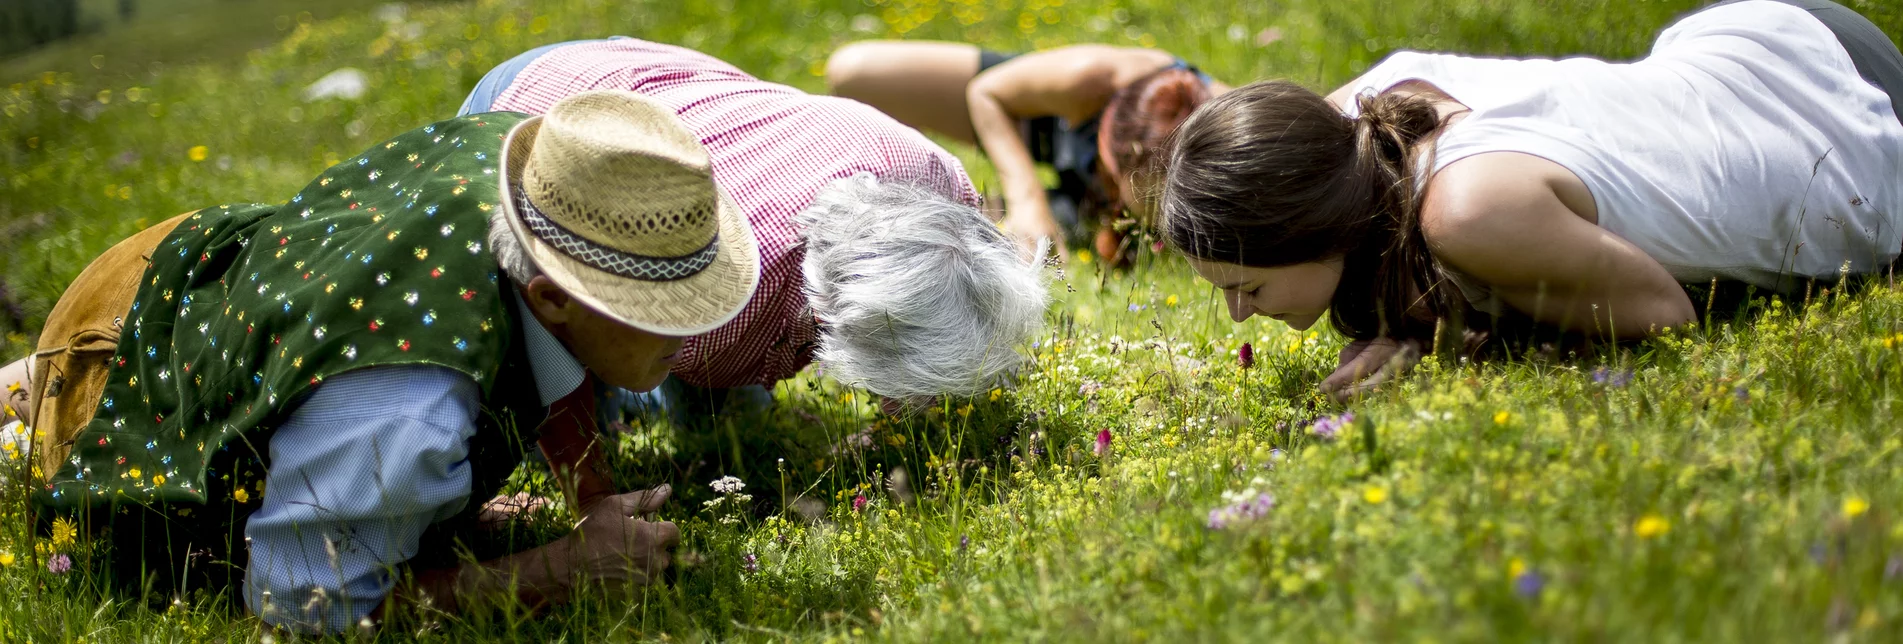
491,38,981,388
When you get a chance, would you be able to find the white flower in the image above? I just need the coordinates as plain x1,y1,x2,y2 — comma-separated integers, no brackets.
711,475,746,495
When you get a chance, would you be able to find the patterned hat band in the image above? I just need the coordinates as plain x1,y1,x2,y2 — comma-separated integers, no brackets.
513,186,720,282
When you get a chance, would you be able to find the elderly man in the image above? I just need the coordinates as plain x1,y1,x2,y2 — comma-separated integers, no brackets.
2,91,754,631
459,37,1049,416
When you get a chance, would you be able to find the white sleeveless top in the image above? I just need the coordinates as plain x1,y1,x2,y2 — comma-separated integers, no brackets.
1343,0,1903,293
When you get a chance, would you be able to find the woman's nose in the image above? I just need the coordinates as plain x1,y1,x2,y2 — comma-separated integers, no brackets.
1225,293,1252,323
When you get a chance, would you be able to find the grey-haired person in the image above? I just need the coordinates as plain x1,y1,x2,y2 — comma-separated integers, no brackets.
460,37,1049,419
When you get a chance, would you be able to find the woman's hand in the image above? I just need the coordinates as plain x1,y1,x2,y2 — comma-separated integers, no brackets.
1319,337,1422,401
1001,198,1064,261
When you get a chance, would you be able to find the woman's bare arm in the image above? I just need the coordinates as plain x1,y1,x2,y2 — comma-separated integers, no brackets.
1423,152,1696,338
965,45,1177,254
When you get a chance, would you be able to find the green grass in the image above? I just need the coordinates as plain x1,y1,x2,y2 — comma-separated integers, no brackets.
4,0,1903,641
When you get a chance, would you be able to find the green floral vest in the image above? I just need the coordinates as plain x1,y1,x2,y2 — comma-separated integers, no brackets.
36,113,550,589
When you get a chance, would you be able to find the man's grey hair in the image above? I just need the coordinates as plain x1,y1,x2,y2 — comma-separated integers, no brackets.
798,174,1049,399
488,207,540,285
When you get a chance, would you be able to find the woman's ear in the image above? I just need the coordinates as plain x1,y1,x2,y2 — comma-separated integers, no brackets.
521,275,576,325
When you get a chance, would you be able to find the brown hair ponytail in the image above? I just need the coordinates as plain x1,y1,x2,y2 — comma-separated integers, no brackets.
1158,79,1459,340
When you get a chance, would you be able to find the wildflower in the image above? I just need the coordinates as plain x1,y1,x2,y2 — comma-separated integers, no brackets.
153,474,166,485
47,553,70,574
0,552,13,566
852,495,869,512
1206,490,1275,529
233,487,250,503
1514,570,1546,599
1286,339,1301,354
1074,249,1093,264
1308,412,1354,442
1634,514,1670,539
187,145,208,162
1844,496,1870,519
988,388,1002,402
958,535,970,551
1077,380,1103,397
1093,429,1112,457
1590,367,1632,387
1363,485,1388,504
1237,342,1255,369
1127,303,1145,312
741,553,759,574
1165,295,1179,306
1734,386,1750,402
50,517,77,547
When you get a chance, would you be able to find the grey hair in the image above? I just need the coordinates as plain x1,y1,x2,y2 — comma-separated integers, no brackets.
488,206,541,285
798,174,1049,399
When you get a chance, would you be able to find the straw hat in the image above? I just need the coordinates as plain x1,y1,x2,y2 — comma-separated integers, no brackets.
500,90,759,335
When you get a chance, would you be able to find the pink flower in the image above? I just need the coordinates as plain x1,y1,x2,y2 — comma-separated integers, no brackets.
1238,343,1255,369
1093,429,1113,457
47,553,71,574
852,495,868,512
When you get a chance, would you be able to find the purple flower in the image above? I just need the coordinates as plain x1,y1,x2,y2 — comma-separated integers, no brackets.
1238,343,1255,369
1513,570,1546,599
1094,429,1113,457
852,495,868,513
1308,412,1355,442
959,534,970,551
1591,367,1632,387
1128,303,1146,312
1734,386,1750,402
741,553,759,574
1206,492,1276,530
47,554,71,574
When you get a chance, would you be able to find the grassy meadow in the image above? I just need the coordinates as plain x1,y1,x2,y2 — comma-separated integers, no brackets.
4,0,1903,640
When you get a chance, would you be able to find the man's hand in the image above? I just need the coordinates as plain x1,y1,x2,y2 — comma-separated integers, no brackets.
562,485,680,588
1319,338,1422,401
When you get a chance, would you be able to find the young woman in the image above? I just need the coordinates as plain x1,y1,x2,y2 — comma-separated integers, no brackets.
1158,0,1903,399
826,42,1229,263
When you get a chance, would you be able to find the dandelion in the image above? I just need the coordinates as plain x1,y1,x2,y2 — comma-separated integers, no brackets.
187,145,208,162
50,517,77,547
1165,295,1179,307
47,553,70,574
1207,490,1275,529
1237,342,1255,369
1363,485,1388,504
1308,412,1354,442
1093,429,1112,457
1634,514,1670,539
1844,496,1870,519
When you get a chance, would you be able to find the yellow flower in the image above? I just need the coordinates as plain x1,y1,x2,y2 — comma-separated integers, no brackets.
233,488,250,504
187,145,208,162
1165,295,1179,307
988,388,1003,402
1844,496,1870,518
1634,514,1670,539
956,404,973,418
153,474,166,485
5,381,19,392
1286,339,1301,354
50,517,77,547
0,552,13,566
1493,411,1511,426
128,467,141,479
1507,557,1526,578
1074,249,1093,264
1363,486,1388,504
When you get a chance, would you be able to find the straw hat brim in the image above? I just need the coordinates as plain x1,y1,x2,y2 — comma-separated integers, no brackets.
500,116,761,336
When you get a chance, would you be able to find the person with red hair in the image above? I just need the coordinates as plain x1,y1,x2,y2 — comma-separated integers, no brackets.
826,42,1228,264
